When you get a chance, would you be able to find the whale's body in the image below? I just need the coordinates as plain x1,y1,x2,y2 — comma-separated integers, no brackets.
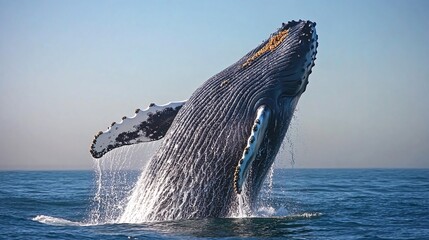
90,20,318,222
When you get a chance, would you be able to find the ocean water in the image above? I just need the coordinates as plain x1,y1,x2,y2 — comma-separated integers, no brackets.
0,169,428,239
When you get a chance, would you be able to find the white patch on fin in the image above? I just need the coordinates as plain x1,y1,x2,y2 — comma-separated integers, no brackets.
233,105,271,194
90,100,187,158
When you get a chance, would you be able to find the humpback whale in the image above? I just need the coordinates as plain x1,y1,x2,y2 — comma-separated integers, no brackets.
90,20,318,222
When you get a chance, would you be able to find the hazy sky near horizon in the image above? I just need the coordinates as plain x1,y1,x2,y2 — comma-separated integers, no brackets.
1,0,428,170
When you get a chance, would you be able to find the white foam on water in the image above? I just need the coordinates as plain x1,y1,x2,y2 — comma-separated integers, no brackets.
254,206,277,217
294,212,322,218
32,215,91,226
227,205,322,220
231,205,322,219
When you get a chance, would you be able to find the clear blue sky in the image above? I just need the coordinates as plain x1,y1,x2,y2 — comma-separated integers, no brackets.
1,0,428,170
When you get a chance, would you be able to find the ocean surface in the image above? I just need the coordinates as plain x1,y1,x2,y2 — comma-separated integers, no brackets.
1,169,428,239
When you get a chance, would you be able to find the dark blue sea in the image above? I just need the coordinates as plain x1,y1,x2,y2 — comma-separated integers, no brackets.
1,169,428,239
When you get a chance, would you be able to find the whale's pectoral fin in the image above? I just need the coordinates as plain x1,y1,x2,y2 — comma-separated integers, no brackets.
90,100,186,158
234,105,272,194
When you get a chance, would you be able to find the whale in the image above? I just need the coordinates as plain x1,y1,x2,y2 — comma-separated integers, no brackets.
90,20,318,222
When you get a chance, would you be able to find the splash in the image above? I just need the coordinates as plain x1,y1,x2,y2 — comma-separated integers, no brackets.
88,142,159,224
229,185,252,218
285,110,300,167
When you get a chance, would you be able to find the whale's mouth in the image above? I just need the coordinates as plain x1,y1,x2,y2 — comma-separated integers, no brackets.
234,105,272,194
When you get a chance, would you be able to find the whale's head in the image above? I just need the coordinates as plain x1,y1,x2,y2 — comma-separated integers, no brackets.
232,20,318,199
241,20,317,103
